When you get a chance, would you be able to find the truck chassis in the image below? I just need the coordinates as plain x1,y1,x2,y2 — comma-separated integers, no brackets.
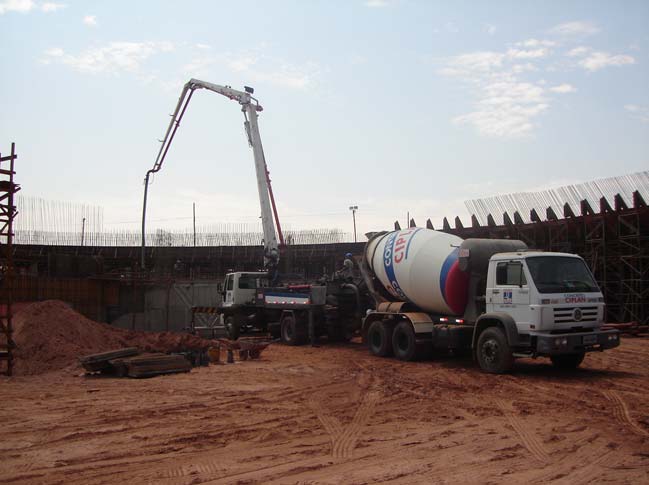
363,303,620,373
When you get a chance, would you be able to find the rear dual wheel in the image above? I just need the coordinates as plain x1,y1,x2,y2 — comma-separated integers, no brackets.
392,321,420,361
280,313,306,346
367,320,393,357
368,320,422,361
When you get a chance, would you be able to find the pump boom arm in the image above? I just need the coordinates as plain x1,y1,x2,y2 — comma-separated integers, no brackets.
142,79,283,270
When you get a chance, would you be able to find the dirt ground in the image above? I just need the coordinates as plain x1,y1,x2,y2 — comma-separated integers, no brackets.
2,337,649,484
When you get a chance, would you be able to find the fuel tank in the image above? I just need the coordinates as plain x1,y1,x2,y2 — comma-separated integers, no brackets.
364,228,468,315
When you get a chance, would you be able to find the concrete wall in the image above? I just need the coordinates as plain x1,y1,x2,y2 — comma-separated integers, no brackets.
111,281,222,332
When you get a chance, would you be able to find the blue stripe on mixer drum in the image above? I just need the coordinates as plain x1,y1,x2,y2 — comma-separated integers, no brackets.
383,231,408,300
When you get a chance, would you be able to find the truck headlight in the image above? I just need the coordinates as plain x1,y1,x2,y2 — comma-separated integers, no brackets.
554,337,568,347
608,334,618,341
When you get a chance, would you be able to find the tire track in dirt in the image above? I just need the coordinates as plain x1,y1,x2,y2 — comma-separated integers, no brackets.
201,433,448,485
159,418,434,485
333,390,380,459
496,399,550,464
308,390,380,460
532,449,616,484
602,390,649,437
303,362,384,460
194,455,330,485
551,450,618,485
157,380,353,481
525,434,609,484
162,460,225,480
308,394,343,454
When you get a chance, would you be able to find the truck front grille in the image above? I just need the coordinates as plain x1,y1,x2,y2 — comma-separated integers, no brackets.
553,306,599,324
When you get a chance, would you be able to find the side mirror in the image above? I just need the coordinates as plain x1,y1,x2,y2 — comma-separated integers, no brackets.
217,282,223,293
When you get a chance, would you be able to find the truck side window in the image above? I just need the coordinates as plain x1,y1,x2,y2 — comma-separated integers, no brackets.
238,275,255,289
226,276,234,291
496,263,508,285
496,262,527,286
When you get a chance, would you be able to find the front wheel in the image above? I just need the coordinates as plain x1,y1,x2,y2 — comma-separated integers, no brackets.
476,327,514,374
550,353,585,370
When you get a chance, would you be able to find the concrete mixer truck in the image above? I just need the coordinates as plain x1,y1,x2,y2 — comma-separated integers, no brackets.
361,228,620,373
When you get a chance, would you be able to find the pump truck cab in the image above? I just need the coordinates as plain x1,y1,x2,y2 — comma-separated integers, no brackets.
218,271,363,344
361,228,620,373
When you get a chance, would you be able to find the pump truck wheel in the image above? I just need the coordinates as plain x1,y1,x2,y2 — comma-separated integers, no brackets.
476,326,514,374
225,315,240,341
367,320,393,357
392,321,419,361
550,353,585,370
280,312,306,346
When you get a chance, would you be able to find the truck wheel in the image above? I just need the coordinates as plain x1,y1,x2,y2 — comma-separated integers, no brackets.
392,321,419,361
225,316,240,341
550,353,585,370
281,314,305,346
476,327,513,374
367,320,393,357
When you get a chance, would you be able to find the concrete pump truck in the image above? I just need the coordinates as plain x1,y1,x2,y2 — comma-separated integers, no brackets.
147,79,364,343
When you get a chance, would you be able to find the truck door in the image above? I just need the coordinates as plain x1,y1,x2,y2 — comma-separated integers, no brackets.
489,261,533,329
224,274,234,306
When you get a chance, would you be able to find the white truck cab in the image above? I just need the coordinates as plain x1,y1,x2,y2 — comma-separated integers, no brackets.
221,272,269,307
473,250,619,371
486,252,605,334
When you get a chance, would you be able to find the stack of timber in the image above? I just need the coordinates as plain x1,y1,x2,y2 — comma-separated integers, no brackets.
79,347,139,373
113,353,192,378
80,348,192,378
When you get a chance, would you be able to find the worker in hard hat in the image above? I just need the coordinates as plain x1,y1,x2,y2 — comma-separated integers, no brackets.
340,252,355,281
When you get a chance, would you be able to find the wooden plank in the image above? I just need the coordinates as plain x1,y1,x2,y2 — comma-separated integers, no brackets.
122,353,192,378
79,347,140,372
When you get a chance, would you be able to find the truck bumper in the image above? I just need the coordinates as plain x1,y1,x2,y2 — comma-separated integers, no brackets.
532,329,620,356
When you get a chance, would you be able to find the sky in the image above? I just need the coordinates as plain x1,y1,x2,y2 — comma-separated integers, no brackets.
1,0,648,240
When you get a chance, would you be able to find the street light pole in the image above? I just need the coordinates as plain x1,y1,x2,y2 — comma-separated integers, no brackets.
349,205,358,243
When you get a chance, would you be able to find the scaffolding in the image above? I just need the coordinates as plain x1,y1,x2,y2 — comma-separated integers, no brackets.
0,143,19,376
441,190,649,326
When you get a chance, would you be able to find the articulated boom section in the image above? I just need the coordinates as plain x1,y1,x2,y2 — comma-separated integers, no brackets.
144,78,283,270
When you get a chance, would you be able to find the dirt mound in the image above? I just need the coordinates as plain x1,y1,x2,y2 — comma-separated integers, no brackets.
12,300,218,375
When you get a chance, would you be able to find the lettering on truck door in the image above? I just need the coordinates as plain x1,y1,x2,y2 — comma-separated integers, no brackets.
492,261,533,330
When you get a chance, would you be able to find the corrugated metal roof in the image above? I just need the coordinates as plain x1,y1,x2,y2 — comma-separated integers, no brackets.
465,171,649,225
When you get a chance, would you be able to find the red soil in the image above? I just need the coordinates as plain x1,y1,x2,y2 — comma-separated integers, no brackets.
11,300,217,375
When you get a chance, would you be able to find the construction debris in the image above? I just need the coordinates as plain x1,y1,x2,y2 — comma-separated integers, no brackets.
79,338,273,378
79,347,139,373
111,353,192,378
11,300,272,376
80,348,195,378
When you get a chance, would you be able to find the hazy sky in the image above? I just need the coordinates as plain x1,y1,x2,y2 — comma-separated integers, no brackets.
1,0,648,239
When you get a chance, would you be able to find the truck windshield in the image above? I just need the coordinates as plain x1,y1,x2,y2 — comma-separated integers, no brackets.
526,256,599,294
